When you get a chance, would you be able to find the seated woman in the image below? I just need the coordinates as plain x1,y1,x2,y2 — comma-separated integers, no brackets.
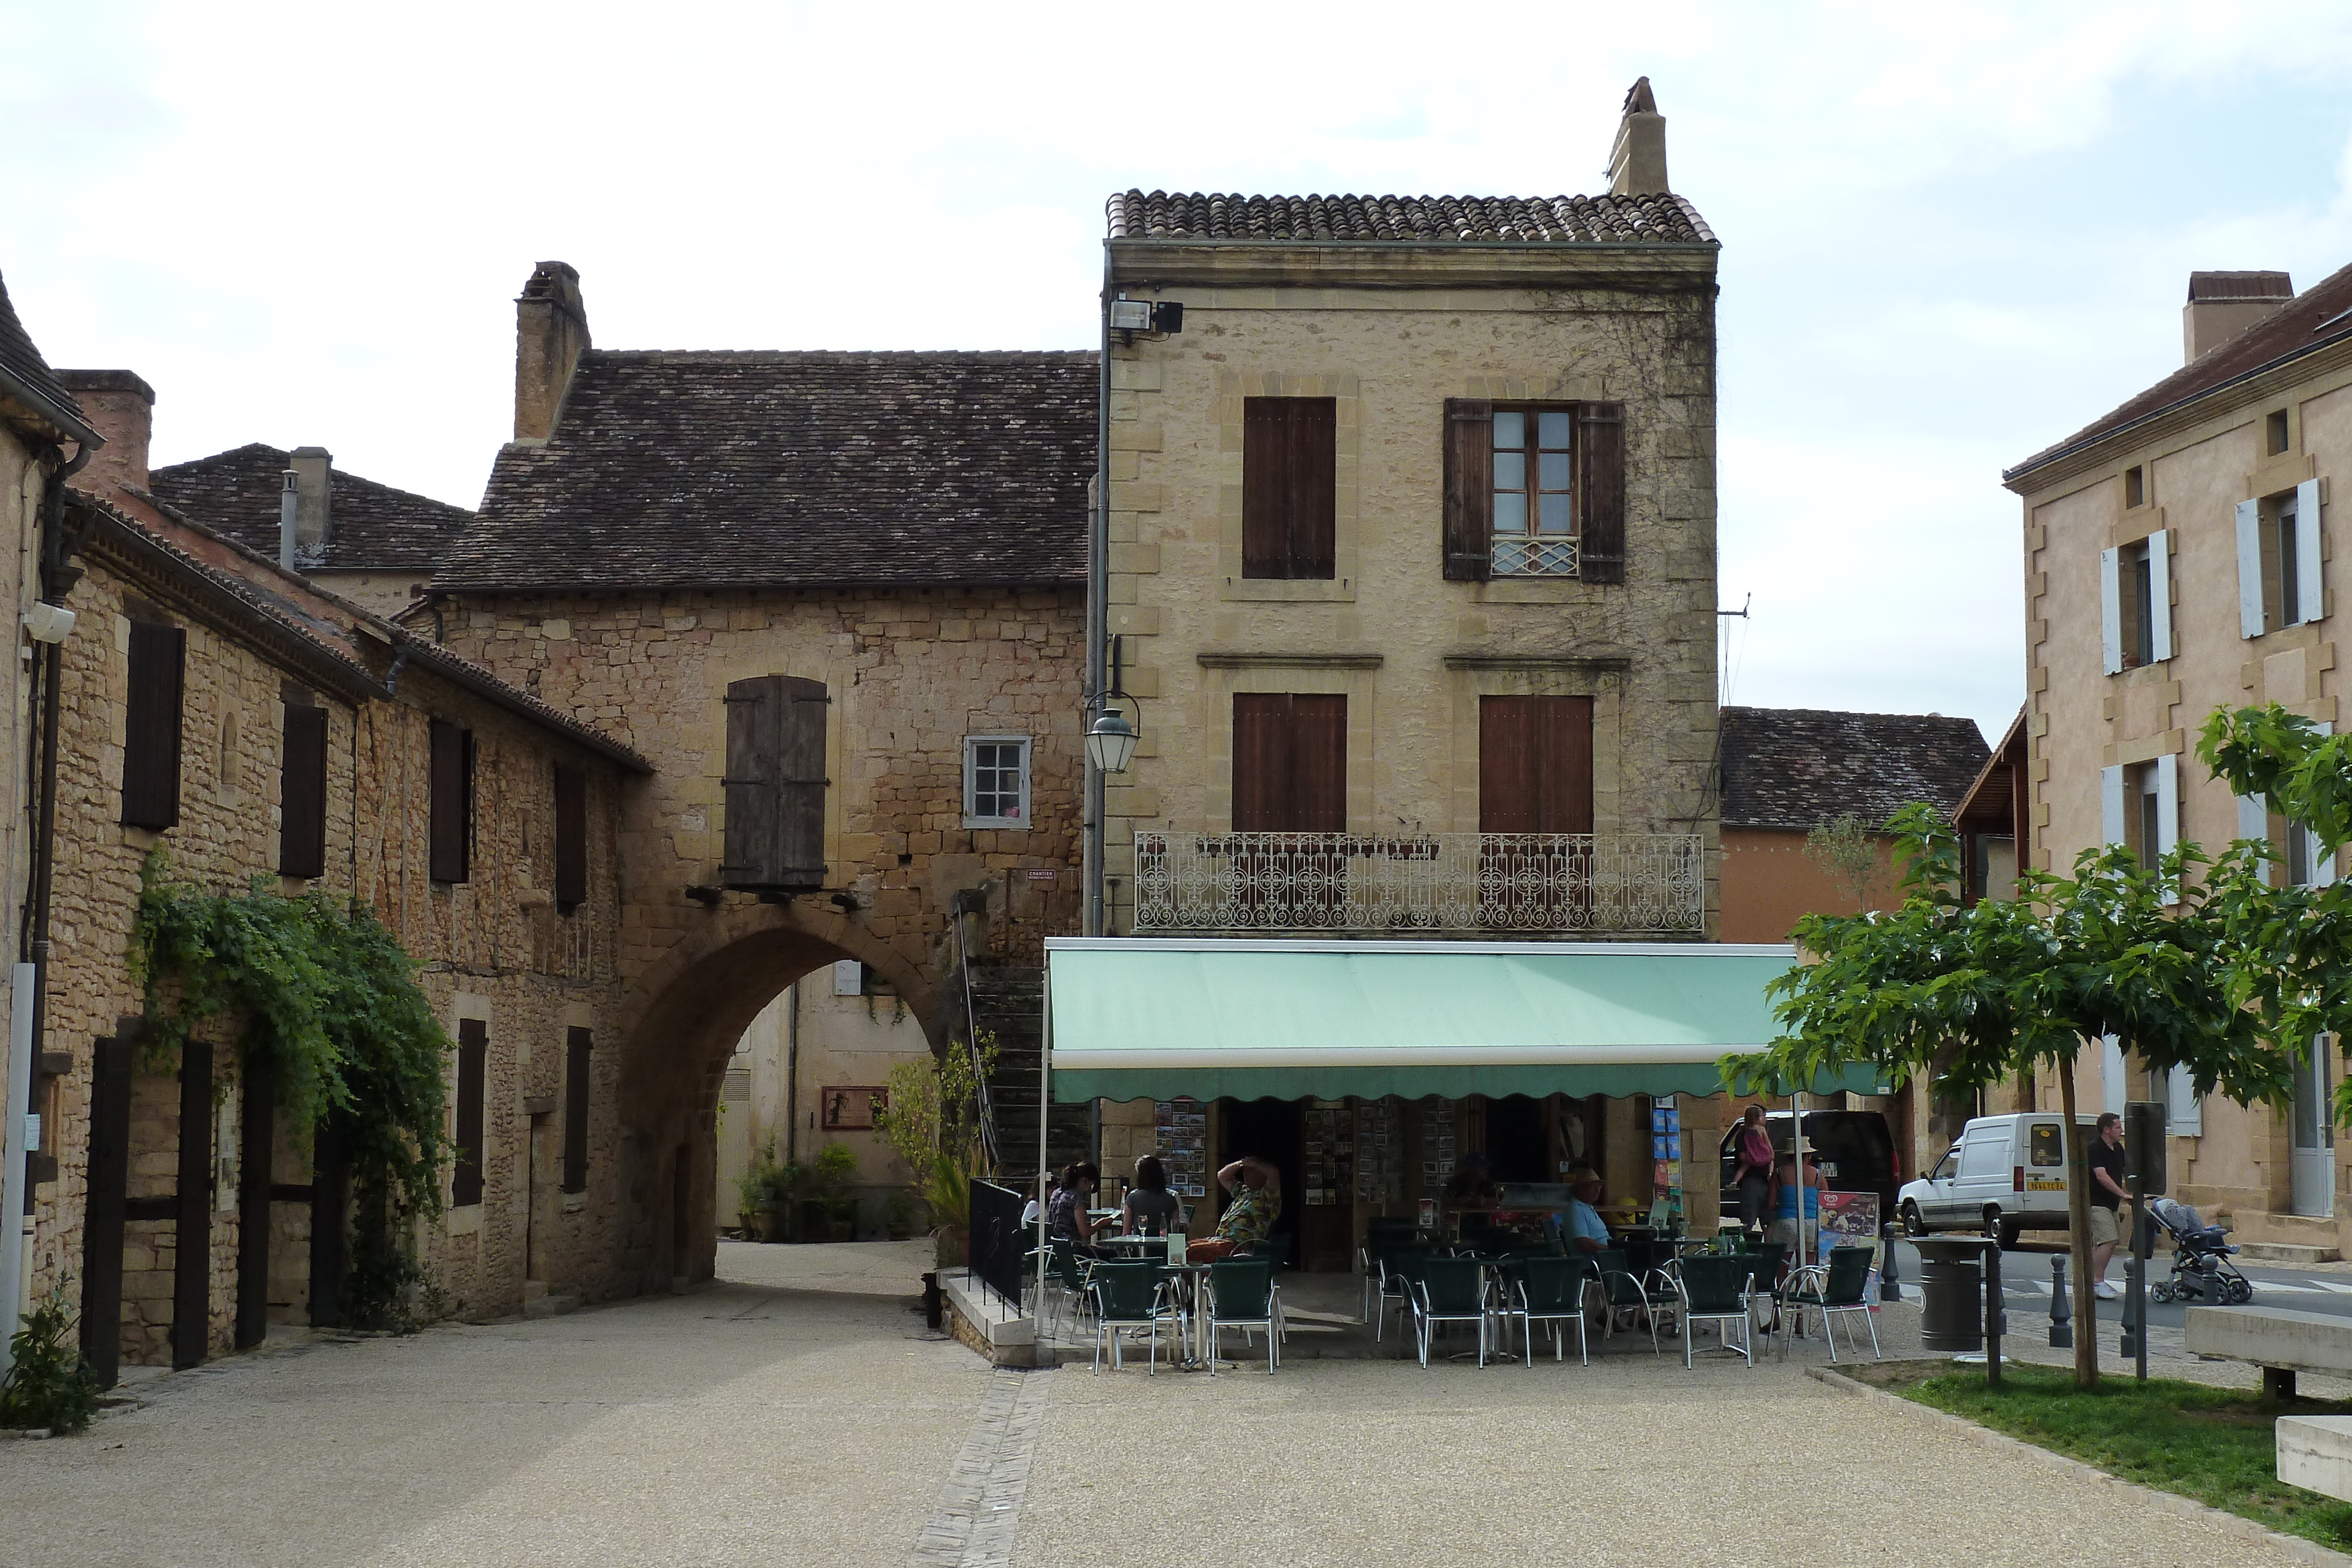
1046,1161,1108,1255
1122,1155,1187,1238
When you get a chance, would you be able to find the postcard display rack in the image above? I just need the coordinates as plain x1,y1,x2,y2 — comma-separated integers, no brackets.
1418,1097,1461,1229
1354,1098,1401,1209
1304,1101,1350,1207
1651,1096,1683,1221
1154,1099,1208,1198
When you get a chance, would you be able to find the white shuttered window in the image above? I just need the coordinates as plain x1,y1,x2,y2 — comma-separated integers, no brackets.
2239,498,2267,637
2167,1062,2203,1136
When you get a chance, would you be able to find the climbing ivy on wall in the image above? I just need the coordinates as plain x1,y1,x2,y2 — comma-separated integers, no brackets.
129,848,450,1329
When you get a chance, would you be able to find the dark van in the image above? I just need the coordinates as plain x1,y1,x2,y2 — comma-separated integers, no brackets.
1717,1110,1899,1225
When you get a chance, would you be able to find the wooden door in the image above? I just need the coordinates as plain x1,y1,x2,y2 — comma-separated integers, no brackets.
81,1033,134,1387
1232,694,1346,927
1479,696,1593,927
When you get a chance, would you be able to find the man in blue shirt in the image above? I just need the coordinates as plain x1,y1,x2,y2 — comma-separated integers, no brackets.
1561,1168,1611,1255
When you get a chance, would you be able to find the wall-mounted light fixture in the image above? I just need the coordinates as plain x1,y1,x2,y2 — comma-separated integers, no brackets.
21,603,75,646
1109,296,1183,346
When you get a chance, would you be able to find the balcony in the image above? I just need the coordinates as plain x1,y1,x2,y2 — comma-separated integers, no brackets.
1131,830,1706,935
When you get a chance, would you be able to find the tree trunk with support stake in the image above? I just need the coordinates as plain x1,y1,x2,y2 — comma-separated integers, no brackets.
2059,1059,2099,1389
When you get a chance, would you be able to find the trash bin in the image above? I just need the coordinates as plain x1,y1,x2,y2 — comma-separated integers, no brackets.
1912,1236,1992,1353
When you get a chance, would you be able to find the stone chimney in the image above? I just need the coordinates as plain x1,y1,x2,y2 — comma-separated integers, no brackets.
1607,77,1669,198
2184,271,2293,363
288,445,332,551
514,261,590,442
55,369,155,496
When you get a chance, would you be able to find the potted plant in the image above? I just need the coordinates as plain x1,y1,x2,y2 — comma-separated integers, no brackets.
804,1142,860,1242
736,1141,781,1242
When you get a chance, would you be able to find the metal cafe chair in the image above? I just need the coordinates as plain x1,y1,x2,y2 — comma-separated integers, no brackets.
1780,1245,1880,1362
1595,1248,1679,1356
1371,1245,1435,1343
1204,1259,1281,1376
1499,1253,1593,1366
1410,1255,1493,1368
1087,1261,1184,1375
1675,1254,1756,1368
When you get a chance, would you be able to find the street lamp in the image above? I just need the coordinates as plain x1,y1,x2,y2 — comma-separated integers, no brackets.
1085,704,1138,774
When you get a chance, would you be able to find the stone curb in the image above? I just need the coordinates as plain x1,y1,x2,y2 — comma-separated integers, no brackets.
1806,1365,2352,1567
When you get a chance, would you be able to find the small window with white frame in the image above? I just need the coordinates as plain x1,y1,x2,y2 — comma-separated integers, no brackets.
963,735,1031,828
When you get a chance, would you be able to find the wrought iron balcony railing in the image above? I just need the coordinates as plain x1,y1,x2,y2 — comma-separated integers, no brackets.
1131,830,1706,935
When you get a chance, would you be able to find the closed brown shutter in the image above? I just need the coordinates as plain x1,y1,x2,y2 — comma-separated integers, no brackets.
453,1018,486,1207
278,704,329,879
122,620,186,830
553,764,587,911
1576,402,1625,584
1231,693,1347,831
723,676,828,889
1479,696,1595,834
562,1027,592,1193
1442,399,1494,581
429,720,473,884
1242,397,1337,580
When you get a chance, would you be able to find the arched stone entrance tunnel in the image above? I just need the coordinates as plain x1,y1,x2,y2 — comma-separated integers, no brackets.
612,903,942,1294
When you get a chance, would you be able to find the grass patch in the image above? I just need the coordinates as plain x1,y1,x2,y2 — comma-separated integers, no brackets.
1883,1362,2352,1549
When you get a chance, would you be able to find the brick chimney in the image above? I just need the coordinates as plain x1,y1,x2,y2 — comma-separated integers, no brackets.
1607,77,1669,198
2184,271,2293,363
54,369,155,496
288,446,332,552
514,261,590,442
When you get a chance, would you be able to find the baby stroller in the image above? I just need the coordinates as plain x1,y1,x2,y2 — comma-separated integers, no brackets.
2146,1197,2254,1304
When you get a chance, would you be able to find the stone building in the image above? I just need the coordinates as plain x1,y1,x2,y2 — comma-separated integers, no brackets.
6,335,652,1375
0,278,107,1352
2004,261,2352,1259
147,441,475,620
1058,83,1786,1267
416,263,1095,1286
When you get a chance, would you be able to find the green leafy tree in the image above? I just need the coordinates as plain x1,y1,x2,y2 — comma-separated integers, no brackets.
1804,811,1889,913
1728,802,2309,1389
877,1032,996,1229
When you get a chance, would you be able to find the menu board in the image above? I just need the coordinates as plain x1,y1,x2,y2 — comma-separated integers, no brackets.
1818,1190,1882,1266
1304,1100,1350,1206
1355,1098,1401,1206
1154,1098,1208,1198
1421,1096,1458,1201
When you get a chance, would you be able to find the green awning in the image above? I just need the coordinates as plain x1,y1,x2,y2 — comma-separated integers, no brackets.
1045,938,1879,1104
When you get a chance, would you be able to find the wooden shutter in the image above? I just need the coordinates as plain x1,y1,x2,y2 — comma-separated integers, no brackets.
562,1027,592,1193
1231,693,1346,832
429,720,473,884
1576,402,1626,584
236,1066,273,1351
1479,696,1595,834
1242,397,1336,580
2237,498,2266,637
453,1018,486,1207
122,620,186,830
1442,399,1494,581
2098,546,2123,674
553,764,587,911
278,704,329,879
723,676,828,889
2149,530,2174,661
81,1032,134,1387
2297,478,2325,625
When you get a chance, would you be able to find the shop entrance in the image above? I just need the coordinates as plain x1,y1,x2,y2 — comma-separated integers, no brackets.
1484,1095,1549,1183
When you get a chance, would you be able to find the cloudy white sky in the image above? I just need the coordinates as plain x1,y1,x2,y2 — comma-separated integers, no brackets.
12,1,2352,747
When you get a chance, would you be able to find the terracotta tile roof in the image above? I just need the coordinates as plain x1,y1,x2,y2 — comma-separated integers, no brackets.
1106,189,1716,245
149,442,475,572
2007,259,2352,482
0,270,96,444
434,350,1097,594
1720,707,1989,832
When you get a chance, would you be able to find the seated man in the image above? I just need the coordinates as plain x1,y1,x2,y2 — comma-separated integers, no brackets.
1559,1168,1611,1256
1187,1155,1282,1263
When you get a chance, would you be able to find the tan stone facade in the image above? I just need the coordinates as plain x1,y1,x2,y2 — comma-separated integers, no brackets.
2008,271,2352,1255
1096,248,1723,930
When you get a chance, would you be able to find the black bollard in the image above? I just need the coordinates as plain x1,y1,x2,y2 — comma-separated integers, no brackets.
1880,1222,1903,1301
2049,1254,2072,1349
921,1270,944,1333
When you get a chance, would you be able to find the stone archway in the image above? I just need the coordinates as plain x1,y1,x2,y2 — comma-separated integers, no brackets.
612,903,943,1295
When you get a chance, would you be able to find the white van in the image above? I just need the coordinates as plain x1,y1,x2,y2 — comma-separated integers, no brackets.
1897,1114,2096,1245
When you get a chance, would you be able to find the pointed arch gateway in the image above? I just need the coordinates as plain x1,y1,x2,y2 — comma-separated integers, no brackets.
612,901,942,1293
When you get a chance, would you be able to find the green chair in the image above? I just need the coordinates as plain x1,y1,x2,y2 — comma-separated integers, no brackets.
1501,1254,1593,1366
1595,1248,1678,1356
1374,1245,1436,1343
1411,1255,1492,1368
1205,1259,1281,1375
1088,1261,1183,1374
1741,1241,1789,1332
1676,1254,1755,1368
1039,1238,1092,1336
1781,1245,1880,1362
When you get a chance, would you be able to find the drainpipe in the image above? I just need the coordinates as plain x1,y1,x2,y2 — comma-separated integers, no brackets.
1084,241,1111,937
783,980,800,1168
4,439,95,1358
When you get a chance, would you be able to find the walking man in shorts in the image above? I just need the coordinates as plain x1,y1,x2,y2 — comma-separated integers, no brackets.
2087,1111,2129,1299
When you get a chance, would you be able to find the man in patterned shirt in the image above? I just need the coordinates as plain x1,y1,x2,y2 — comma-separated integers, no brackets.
1187,1155,1282,1262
